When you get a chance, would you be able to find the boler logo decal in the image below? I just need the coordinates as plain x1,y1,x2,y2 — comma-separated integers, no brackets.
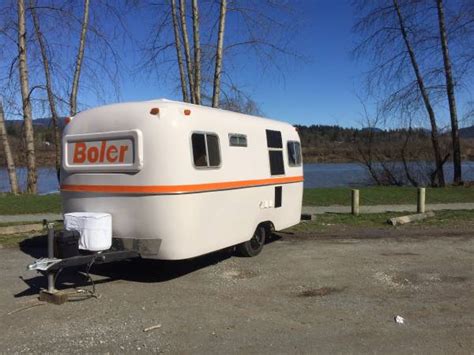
72,141,130,164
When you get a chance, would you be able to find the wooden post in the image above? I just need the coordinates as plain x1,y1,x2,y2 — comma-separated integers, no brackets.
417,187,426,213
352,189,360,216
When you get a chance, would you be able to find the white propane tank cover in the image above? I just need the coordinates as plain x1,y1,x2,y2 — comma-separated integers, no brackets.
64,212,112,251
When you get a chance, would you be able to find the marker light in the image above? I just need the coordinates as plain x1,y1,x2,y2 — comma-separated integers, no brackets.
65,117,72,125
150,107,160,115
184,109,191,116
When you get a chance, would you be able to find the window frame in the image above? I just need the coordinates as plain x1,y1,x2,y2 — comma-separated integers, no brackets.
228,133,248,147
287,140,302,167
190,131,222,169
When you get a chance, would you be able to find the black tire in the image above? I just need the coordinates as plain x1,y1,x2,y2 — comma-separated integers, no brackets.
237,225,266,257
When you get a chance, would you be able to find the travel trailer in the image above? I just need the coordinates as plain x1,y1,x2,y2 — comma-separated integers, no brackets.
60,99,303,260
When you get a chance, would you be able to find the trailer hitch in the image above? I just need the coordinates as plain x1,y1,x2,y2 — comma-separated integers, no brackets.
26,222,139,304
27,258,62,272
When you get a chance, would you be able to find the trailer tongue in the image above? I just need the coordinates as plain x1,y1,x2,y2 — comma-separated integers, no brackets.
27,222,139,305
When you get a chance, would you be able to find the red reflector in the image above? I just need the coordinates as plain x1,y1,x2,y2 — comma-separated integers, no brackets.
184,109,191,116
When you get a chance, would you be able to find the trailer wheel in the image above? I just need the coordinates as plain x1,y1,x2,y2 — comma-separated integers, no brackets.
237,225,266,257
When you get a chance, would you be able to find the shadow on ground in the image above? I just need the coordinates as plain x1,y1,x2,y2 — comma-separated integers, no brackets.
15,233,281,299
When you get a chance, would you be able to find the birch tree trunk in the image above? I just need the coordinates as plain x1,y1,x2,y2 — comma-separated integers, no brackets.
17,0,37,194
179,0,195,103
436,0,462,185
0,101,20,195
191,0,201,104
31,2,61,180
393,0,445,187
171,0,189,102
70,0,90,116
212,0,227,108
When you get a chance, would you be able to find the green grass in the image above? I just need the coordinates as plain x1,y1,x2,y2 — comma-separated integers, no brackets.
0,186,473,215
303,186,474,206
288,209,474,233
0,233,31,248
0,222,63,248
0,193,61,215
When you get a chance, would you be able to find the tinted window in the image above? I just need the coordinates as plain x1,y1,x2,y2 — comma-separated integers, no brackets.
266,130,282,148
192,133,207,166
288,141,302,166
275,186,282,208
269,150,285,175
191,132,220,168
207,134,221,166
229,134,247,147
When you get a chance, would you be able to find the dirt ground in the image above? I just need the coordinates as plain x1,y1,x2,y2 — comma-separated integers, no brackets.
0,225,473,354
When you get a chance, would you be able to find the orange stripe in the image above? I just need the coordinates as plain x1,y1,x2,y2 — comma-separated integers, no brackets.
61,176,304,194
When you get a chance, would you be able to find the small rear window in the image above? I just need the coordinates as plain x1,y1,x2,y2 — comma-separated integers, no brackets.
288,141,302,166
191,133,221,168
229,133,247,147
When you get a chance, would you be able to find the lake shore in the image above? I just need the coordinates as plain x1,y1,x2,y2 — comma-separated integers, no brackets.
3,161,474,194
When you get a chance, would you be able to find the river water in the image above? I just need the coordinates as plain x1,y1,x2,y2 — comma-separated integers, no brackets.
1,162,474,194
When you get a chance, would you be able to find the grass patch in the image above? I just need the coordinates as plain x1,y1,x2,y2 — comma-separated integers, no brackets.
0,233,33,248
0,193,61,215
0,222,63,248
0,186,473,215
288,210,474,233
415,209,474,226
289,212,403,232
303,186,474,206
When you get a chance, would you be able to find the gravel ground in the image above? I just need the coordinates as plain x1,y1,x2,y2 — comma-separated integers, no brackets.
0,226,473,354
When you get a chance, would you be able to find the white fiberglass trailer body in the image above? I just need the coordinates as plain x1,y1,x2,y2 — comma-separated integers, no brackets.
61,99,303,260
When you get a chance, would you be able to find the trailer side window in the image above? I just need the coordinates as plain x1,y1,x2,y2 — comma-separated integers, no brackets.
207,134,220,166
287,141,302,166
229,133,247,147
191,133,221,168
266,130,282,148
266,129,285,175
269,151,285,175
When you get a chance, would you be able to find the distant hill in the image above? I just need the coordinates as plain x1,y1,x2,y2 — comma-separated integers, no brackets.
361,127,384,133
460,125,474,138
5,118,67,129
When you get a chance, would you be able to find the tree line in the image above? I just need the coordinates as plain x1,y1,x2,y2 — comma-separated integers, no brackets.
352,0,474,186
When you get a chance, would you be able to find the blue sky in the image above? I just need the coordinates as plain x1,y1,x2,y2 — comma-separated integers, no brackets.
254,1,366,126
92,0,369,127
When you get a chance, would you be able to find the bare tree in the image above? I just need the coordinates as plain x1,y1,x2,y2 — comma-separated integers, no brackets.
392,0,445,186
0,100,19,194
171,0,189,102
211,0,227,108
191,0,201,104
179,0,195,102
219,87,262,115
400,127,420,187
143,0,301,107
70,0,90,116
30,0,61,179
436,0,462,185
17,0,37,194
353,0,448,187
